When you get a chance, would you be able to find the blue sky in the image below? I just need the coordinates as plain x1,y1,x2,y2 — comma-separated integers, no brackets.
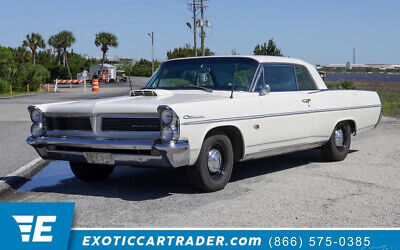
0,0,398,65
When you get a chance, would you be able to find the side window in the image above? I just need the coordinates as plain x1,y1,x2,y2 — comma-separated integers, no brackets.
264,65,297,92
295,66,316,90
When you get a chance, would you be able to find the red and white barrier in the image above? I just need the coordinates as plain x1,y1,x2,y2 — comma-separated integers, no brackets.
53,79,85,84
54,79,87,92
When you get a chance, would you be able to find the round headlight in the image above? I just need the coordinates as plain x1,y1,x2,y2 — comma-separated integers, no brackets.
31,123,45,137
160,109,173,124
161,126,174,142
30,109,43,123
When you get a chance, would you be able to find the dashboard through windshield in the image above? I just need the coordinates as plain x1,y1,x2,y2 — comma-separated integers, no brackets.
145,57,258,91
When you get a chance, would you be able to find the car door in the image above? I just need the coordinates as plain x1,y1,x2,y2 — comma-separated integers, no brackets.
254,64,314,151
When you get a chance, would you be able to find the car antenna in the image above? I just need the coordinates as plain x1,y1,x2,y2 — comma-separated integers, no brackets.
230,64,237,99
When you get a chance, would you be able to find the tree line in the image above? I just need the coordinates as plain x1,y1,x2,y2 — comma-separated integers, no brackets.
1,31,282,94
0,31,119,94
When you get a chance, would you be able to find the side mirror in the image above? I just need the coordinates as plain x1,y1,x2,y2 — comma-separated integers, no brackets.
259,84,270,96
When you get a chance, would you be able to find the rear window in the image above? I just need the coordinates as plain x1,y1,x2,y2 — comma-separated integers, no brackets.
264,65,297,92
295,66,316,90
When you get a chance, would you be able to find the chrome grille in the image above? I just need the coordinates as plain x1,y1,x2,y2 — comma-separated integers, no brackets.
101,117,160,132
46,117,92,131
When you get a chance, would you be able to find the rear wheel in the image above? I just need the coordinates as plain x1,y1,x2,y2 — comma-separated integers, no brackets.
69,162,114,182
189,133,234,192
321,122,352,161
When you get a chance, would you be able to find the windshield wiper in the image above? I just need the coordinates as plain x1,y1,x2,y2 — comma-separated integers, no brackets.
177,85,213,92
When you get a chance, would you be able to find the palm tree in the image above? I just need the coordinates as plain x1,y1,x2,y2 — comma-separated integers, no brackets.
57,31,75,79
94,32,118,79
22,32,45,65
48,34,63,65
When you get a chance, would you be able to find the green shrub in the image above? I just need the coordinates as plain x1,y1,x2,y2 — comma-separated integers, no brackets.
12,63,50,91
326,81,355,90
0,78,9,93
132,58,160,77
326,82,336,89
0,46,16,80
340,80,355,89
47,65,69,80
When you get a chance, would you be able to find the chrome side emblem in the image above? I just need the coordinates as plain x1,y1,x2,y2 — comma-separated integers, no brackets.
183,115,205,119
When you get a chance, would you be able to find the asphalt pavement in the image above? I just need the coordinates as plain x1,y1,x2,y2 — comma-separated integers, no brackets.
1,117,399,228
0,78,147,177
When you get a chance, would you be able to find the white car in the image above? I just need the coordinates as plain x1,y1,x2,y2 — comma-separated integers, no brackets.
27,56,381,192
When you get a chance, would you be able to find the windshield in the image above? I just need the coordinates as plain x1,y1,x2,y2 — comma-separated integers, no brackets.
145,57,259,91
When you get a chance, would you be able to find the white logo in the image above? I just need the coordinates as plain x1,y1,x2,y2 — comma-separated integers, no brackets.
12,215,56,242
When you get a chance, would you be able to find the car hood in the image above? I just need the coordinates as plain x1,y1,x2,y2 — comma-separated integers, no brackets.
37,89,232,115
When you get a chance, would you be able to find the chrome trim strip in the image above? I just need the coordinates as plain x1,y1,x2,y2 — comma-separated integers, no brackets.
243,140,326,161
27,137,156,150
26,137,190,168
181,104,382,125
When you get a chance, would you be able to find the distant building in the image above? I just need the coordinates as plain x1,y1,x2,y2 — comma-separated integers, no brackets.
89,64,117,82
324,63,399,70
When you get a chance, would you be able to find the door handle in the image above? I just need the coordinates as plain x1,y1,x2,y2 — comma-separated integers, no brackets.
302,98,311,104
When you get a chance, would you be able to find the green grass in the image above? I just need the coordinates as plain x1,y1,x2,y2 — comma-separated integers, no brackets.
378,91,400,119
0,90,43,97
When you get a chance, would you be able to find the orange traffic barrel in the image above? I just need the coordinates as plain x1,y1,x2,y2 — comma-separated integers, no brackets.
92,78,99,92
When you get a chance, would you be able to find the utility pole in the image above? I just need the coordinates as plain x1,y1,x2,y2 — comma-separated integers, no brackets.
148,32,154,74
187,0,198,56
353,47,356,65
193,0,197,56
188,0,210,57
200,0,205,56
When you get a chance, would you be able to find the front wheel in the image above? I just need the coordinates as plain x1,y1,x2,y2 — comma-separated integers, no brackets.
70,162,114,182
321,122,352,161
188,133,234,192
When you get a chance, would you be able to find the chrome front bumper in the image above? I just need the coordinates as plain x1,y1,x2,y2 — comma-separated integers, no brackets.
26,137,190,168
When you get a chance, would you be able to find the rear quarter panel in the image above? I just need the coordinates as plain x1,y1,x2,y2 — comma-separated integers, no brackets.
310,90,381,141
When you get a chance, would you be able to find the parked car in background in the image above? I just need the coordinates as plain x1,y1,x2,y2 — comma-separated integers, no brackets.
27,56,381,192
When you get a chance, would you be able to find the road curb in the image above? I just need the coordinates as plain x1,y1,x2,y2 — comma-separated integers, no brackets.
0,92,53,99
0,158,50,198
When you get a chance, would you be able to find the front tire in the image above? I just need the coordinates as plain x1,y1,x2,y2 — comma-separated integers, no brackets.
321,122,352,161
69,162,114,182
189,133,234,192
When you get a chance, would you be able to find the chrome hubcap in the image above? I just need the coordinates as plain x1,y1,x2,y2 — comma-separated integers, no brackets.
207,148,222,174
335,129,344,147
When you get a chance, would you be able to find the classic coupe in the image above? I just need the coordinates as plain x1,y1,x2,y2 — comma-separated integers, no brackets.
27,56,381,192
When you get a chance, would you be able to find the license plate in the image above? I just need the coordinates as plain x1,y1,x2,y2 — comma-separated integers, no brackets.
84,152,114,165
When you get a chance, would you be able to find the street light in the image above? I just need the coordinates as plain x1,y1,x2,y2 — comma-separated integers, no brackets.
147,32,154,74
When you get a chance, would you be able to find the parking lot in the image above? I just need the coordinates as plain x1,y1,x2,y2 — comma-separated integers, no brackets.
0,81,399,228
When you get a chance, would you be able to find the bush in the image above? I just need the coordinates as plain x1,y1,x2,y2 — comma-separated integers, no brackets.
47,65,69,80
339,80,355,89
132,58,160,77
0,78,9,93
12,63,50,91
0,46,16,80
326,81,355,90
167,44,214,59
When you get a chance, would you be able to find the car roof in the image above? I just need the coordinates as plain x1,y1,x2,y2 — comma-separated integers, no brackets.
166,55,309,65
